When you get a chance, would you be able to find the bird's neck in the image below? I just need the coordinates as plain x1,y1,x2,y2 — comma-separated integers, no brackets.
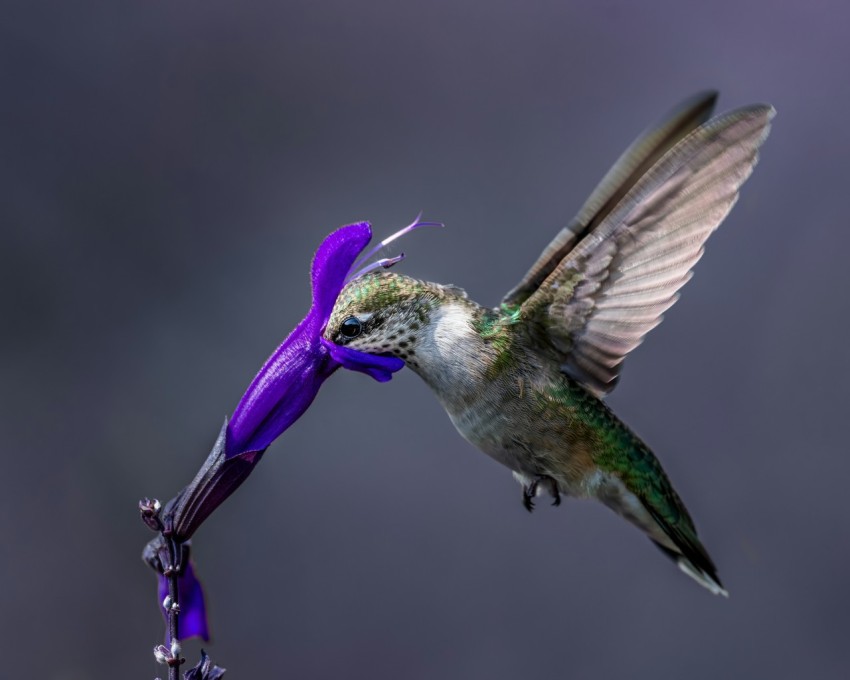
410,297,515,405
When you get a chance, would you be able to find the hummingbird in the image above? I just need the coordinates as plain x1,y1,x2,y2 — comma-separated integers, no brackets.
325,92,773,596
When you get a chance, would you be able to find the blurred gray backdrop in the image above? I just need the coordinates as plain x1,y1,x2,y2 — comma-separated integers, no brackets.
2,1,848,678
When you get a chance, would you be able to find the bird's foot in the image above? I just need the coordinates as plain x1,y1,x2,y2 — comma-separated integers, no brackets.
522,475,560,513
523,483,536,512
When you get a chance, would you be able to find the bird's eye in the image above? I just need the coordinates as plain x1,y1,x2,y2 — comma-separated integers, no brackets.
339,316,362,339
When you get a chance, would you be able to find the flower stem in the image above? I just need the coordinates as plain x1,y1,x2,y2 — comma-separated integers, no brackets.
166,538,184,680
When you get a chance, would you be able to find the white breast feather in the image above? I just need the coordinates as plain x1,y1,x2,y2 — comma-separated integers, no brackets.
418,303,483,390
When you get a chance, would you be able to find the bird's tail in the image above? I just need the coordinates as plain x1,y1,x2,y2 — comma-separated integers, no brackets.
641,496,728,596
597,474,728,596
651,540,728,597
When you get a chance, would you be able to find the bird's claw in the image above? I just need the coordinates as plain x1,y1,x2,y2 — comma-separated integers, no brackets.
523,484,536,513
522,475,560,512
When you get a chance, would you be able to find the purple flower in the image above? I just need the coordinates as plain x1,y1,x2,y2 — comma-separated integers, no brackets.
157,559,209,642
144,217,440,643
225,221,407,460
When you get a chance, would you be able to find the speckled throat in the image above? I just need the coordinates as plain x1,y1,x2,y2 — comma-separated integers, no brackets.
326,272,498,386
325,272,544,429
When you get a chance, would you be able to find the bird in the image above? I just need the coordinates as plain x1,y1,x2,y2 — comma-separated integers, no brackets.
324,92,773,596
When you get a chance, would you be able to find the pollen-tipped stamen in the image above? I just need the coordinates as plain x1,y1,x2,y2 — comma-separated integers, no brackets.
348,253,407,280
346,212,443,282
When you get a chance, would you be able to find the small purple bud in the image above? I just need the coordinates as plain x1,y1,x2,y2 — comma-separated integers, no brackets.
184,650,226,680
155,559,210,642
143,537,210,642
140,498,163,532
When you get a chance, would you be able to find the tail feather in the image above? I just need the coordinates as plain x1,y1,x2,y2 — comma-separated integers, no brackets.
595,470,727,596
652,541,728,597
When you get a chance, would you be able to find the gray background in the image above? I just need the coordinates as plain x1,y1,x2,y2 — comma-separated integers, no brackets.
2,1,848,678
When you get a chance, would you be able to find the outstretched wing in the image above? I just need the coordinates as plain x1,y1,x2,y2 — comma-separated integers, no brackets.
503,91,719,308
521,102,774,396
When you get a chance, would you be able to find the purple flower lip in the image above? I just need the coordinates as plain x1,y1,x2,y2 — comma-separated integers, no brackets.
320,338,403,382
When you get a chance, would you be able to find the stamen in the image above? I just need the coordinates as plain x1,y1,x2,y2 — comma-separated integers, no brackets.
346,212,443,282
348,253,407,281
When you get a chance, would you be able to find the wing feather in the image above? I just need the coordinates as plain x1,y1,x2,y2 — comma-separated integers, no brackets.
522,102,774,396
503,92,719,308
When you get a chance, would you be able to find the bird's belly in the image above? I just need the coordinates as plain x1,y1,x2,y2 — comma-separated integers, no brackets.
444,396,548,479
440,383,598,498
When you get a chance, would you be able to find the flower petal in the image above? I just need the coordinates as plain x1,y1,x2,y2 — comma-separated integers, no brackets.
321,338,405,382
226,318,334,458
226,223,372,458
311,222,372,321
158,560,210,642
